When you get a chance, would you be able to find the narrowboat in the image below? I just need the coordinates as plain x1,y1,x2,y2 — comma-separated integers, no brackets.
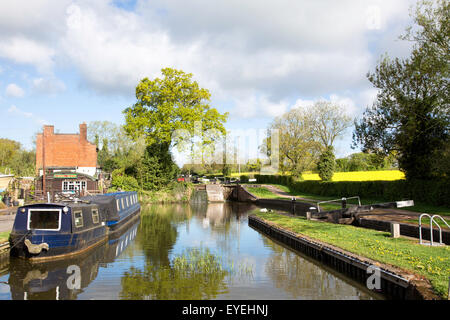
8,218,140,300
9,191,140,261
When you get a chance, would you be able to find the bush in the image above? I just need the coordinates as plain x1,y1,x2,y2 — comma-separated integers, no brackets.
111,169,140,191
317,147,335,181
240,175,249,183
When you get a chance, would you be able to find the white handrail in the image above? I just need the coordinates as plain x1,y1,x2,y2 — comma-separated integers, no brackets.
419,213,449,246
431,215,450,245
419,213,432,245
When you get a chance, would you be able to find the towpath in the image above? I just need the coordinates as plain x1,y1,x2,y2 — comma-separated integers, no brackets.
0,207,16,233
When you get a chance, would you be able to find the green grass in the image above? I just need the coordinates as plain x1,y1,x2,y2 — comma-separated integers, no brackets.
246,186,353,211
246,186,286,199
263,184,450,217
401,218,450,230
0,232,9,244
255,211,450,299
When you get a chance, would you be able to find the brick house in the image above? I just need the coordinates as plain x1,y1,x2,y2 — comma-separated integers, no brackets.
35,123,101,195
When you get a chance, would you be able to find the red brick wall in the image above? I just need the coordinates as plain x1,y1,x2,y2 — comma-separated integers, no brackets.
36,123,97,174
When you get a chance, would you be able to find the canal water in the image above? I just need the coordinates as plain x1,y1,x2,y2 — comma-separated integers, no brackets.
0,202,381,300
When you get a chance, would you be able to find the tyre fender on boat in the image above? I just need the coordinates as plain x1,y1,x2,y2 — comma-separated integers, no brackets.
24,239,49,255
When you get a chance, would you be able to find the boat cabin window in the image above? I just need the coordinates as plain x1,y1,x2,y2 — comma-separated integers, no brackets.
28,209,61,231
92,209,99,224
126,196,129,207
74,211,83,228
116,199,120,211
121,198,125,209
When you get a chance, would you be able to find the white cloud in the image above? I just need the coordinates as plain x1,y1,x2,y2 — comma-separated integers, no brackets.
7,105,47,125
0,37,55,74
231,93,290,119
5,83,25,98
57,1,415,98
0,0,417,119
32,77,66,95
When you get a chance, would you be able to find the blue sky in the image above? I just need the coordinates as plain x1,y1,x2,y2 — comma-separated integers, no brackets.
0,0,417,162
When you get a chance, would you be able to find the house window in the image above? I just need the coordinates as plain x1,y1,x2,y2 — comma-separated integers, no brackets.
92,209,99,224
74,211,83,228
62,180,87,191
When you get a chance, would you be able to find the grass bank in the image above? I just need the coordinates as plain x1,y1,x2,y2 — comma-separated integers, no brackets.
138,183,194,204
246,186,342,211
0,232,9,244
255,211,450,299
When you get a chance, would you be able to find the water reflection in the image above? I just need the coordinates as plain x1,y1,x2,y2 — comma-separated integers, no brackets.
1,202,380,300
7,219,139,300
261,238,376,300
120,247,230,300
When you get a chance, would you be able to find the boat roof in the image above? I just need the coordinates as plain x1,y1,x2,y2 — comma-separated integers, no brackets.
20,202,99,209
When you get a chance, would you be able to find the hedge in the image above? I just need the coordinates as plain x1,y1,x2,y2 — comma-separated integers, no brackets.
254,175,450,207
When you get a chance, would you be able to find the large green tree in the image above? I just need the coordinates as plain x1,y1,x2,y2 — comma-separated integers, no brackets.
308,101,352,150
261,101,350,177
262,108,321,177
123,68,228,150
0,138,35,176
353,0,449,180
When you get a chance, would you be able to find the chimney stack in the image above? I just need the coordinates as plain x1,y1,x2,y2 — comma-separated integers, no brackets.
43,125,54,136
79,123,87,142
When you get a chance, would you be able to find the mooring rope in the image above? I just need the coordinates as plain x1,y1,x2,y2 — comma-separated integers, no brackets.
8,231,31,250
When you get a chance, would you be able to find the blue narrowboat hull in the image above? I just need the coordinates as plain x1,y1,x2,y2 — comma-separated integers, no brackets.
8,218,140,300
9,191,140,261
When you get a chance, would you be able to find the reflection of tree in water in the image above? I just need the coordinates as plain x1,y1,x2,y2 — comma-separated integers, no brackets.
136,204,190,266
121,204,228,299
119,247,229,300
262,238,372,300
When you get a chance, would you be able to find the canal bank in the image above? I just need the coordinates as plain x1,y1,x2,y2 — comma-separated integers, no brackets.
239,184,450,245
249,212,449,300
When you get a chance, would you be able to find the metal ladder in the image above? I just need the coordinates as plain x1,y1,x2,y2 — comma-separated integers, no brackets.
419,213,450,246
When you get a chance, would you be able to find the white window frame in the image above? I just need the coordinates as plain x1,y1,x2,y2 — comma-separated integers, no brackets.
92,208,99,224
62,180,87,192
73,210,84,228
27,208,62,231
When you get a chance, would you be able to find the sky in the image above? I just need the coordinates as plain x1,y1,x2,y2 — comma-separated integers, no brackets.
0,0,418,164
